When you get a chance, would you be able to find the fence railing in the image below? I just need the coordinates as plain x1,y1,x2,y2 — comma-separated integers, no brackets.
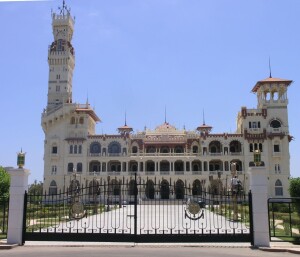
0,197,9,238
268,198,300,243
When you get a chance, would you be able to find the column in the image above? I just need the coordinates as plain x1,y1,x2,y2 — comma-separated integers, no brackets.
7,168,30,245
248,166,270,247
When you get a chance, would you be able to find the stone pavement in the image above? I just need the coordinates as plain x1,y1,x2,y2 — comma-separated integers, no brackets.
1,239,300,254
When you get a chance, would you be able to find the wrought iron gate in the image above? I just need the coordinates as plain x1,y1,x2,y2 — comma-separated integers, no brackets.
0,197,9,238
23,174,252,243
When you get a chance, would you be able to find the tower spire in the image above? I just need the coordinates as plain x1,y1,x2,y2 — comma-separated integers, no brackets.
203,109,205,125
269,57,272,78
124,111,127,126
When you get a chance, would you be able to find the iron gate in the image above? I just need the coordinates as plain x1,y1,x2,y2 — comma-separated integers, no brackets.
268,198,300,243
23,174,252,243
0,197,9,238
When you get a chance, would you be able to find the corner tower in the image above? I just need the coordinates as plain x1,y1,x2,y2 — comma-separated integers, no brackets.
47,1,75,112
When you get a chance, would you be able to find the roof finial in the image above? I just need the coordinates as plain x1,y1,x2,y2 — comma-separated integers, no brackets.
58,0,70,15
269,57,272,78
124,111,127,126
203,109,206,125
164,106,167,123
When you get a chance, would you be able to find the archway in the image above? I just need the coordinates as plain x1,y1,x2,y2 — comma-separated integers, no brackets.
160,180,170,199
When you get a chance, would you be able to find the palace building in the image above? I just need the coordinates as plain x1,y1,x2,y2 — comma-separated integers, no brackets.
42,3,292,199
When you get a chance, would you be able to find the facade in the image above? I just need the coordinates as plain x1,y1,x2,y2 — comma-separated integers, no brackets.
42,4,293,199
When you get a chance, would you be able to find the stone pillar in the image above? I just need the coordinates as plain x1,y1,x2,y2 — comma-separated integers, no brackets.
7,168,30,245
248,166,270,247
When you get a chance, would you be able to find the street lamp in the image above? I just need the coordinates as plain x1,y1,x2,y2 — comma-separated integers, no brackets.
106,175,110,211
230,162,238,221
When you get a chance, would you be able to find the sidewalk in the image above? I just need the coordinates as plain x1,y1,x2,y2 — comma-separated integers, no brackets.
1,239,300,254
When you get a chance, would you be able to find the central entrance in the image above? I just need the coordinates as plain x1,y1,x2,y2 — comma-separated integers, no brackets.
23,174,252,243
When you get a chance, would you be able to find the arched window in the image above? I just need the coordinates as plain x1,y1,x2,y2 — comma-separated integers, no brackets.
68,163,74,172
79,117,84,124
77,162,82,172
175,180,184,199
192,179,202,196
192,145,198,153
70,117,75,124
209,141,222,153
108,141,121,155
89,180,99,196
132,146,138,153
270,119,281,129
175,146,184,153
49,180,57,195
160,180,170,199
90,142,101,154
275,179,283,196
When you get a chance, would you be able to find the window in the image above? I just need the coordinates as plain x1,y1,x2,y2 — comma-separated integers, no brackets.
108,141,121,154
78,145,82,154
74,145,78,154
79,117,84,124
56,85,60,92
70,117,75,124
52,146,58,154
51,165,57,175
270,120,281,128
77,162,82,172
132,146,138,153
274,144,280,152
90,142,101,154
275,164,281,173
192,146,198,153
49,180,57,195
69,145,73,154
275,179,283,196
249,121,261,129
68,163,74,172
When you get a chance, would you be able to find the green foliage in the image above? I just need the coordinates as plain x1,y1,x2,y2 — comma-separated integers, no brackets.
289,178,300,215
28,180,43,195
289,178,300,198
0,166,10,198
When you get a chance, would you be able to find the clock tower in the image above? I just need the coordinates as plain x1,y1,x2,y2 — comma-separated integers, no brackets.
47,1,75,112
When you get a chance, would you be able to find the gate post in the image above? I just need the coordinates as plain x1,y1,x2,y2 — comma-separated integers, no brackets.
7,167,30,245
247,166,270,247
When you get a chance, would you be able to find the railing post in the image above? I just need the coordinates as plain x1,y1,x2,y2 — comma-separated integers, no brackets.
7,167,30,245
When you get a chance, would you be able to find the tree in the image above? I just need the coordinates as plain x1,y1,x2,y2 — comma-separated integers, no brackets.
28,180,43,204
28,180,43,195
289,177,300,198
0,166,10,198
289,177,300,215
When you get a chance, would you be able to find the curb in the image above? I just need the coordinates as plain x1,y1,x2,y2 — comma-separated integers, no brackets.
259,247,300,254
0,244,19,250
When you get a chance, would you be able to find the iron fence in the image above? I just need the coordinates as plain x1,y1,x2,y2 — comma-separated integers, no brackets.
0,197,9,238
268,198,300,244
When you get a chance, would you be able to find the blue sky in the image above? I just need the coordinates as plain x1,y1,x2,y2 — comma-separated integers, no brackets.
0,0,299,184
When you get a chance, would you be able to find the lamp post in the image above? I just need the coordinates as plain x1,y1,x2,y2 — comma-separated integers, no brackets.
231,162,238,221
107,175,110,211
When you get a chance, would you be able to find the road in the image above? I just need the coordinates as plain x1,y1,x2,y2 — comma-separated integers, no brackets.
0,245,294,257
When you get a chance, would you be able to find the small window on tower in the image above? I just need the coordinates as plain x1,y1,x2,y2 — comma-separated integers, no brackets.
56,85,60,92
52,146,58,154
274,144,280,153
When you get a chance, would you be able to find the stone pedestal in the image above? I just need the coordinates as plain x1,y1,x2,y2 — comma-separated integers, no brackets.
248,167,270,247
7,168,30,245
